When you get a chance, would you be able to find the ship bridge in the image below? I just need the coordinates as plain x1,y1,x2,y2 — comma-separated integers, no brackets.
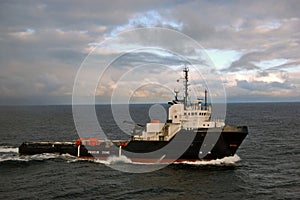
133,66,225,142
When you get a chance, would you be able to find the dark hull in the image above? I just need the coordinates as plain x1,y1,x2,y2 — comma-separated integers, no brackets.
19,125,248,163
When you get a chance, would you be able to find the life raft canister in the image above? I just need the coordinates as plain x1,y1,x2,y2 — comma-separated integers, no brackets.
76,138,101,146
88,138,100,146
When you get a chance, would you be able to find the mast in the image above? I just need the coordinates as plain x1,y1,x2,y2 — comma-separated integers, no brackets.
183,65,189,108
204,89,207,110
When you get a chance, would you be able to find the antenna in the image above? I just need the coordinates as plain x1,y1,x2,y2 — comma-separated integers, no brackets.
204,89,207,110
174,87,180,101
183,65,189,108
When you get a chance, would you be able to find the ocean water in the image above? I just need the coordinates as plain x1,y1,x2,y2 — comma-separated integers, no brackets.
0,103,299,199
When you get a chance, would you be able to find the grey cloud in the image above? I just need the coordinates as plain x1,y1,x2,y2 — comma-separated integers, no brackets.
0,29,93,65
110,52,189,68
257,70,269,77
49,49,86,64
173,1,300,58
236,80,295,91
0,0,180,31
226,52,261,72
0,0,300,104
236,80,254,91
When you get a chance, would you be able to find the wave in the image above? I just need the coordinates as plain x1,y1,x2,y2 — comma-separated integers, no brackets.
0,145,240,167
0,146,18,153
92,155,241,167
92,155,132,165
0,145,74,163
174,154,241,166
0,153,60,162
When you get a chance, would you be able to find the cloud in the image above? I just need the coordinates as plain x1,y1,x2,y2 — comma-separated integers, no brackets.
0,0,299,104
236,79,295,91
110,10,183,37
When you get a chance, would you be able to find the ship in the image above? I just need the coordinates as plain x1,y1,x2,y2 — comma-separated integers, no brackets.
19,66,248,163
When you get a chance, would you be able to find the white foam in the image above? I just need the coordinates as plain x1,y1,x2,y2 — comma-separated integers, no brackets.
0,155,24,162
0,145,241,167
92,156,154,166
0,146,18,153
92,159,164,166
63,154,88,163
89,155,133,165
29,153,58,160
0,153,59,162
0,148,89,163
91,155,241,166
106,155,132,164
174,154,241,166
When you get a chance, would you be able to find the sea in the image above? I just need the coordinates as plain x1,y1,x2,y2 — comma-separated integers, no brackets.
0,103,299,199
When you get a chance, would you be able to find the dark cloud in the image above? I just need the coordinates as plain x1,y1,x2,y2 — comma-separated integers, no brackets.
225,52,262,72
236,80,295,91
110,51,189,68
49,49,86,64
0,0,180,31
236,80,254,91
0,0,299,104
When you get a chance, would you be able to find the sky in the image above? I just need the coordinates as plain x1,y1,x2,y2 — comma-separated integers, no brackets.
0,0,299,105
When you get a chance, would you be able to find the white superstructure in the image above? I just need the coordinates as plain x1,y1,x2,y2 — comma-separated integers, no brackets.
133,66,225,141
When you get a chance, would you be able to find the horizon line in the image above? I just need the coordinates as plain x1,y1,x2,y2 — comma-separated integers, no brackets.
0,100,299,106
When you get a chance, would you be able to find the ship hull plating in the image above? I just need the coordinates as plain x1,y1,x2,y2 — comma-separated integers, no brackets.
19,126,248,163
